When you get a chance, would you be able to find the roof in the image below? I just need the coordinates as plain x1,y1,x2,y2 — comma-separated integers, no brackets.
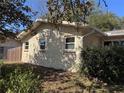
17,18,105,39
104,30,124,36
35,18,88,27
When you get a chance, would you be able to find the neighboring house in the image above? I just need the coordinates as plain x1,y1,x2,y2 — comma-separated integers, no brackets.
104,30,124,46
0,38,22,62
2,19,124,72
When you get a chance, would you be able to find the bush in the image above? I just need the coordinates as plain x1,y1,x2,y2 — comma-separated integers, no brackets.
0,67,41,93
81,47,124,84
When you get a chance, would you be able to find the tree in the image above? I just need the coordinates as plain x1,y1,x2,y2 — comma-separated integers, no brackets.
46,0,122,32
0,0,33,38
47,0,93,23
89,12,121,31
46,0,107,23
120,17,124,29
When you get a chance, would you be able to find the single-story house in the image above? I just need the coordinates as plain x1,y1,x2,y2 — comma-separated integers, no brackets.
1,19,124,72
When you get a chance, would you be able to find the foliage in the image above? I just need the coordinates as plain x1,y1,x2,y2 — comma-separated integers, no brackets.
89,12,121,31
0,60,3,64
0,0,34,38
0,67,41,93
46,0,108,24
120,17,124,29
81,47,124,84
47,0,93,23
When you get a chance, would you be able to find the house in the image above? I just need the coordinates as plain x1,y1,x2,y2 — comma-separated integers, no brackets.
104,30,124,46
0,38,22,62
1,19,124,72
18,19,106,72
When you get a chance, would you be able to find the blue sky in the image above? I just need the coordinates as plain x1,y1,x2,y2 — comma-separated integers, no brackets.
25,0,124,20
107,0,124,17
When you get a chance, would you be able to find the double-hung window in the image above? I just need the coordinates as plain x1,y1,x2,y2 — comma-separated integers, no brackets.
39,39,46,50
65,37,75,50
24,42,29,50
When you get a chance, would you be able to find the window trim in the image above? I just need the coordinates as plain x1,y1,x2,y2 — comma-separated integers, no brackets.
24,42,29,52
39,38,47,51
64,36,75,52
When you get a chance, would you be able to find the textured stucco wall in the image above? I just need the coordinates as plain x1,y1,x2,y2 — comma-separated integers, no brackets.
21,23,102,71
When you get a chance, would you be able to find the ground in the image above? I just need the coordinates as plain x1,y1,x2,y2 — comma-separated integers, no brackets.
1,63,124,93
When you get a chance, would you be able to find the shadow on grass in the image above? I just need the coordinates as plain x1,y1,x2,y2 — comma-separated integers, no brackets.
1,63,71,82
1,63,124,93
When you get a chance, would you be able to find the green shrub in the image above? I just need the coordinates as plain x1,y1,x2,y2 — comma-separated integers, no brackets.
81,47,124,84
0,67,41,93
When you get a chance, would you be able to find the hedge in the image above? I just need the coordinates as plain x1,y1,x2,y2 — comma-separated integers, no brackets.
81,47,124,84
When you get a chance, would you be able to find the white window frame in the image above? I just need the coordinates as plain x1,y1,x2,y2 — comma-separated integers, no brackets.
39,38,47,51
24,42,29,51
64,36,75,52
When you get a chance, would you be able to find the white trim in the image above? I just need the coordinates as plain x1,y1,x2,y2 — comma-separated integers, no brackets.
64,36,75,52
104,39,124,42
24,41,29,52
104,30,124,36
39,38,47,51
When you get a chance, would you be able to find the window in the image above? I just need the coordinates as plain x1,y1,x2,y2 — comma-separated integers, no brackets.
104,41,112,46
65,37,75,49
120,41,124,46
104,40,124,47
39,39,46,50
0,47,4,53
0,47,4,59
113,41,120,46
25,42,29,50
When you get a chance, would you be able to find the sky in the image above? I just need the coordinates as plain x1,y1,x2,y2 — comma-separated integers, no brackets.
107,0,124,17
25,0,124,20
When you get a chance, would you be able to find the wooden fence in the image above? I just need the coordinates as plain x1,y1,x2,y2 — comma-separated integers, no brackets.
4,46,22,62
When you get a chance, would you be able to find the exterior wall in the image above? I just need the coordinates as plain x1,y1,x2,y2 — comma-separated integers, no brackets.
83,34,103,48
5,46,22,62
0,39,22,62
0,39,20,47
21,23,86,71
21,23,103,71
102,36,124,46
104,36,124,41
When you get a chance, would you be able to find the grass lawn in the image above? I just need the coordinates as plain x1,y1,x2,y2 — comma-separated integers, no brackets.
1,63,124,93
